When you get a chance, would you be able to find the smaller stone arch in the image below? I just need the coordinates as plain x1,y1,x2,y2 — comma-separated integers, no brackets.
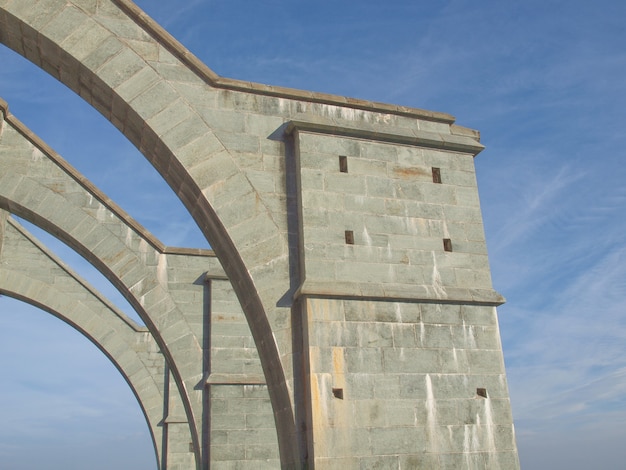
0,214,187,467
0,94,270,467
0,99,212,462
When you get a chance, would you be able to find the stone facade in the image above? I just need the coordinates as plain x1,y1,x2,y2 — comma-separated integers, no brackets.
0,1,519,468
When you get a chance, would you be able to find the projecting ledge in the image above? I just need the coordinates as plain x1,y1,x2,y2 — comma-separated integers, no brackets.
164,415,189,424
205,373,266,385
285,120,485,156
295,280,505,306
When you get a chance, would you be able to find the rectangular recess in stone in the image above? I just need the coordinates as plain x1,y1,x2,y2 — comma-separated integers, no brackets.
189,442,194,452
432,167,442,183
477,388,488,398
332,388,344,399
443,238,453,252
339,155,348,173
345,230,354,245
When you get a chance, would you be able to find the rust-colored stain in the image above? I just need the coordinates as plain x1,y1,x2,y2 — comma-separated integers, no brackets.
46,183,65,193
392,166,429,179
102,249,127,265
332,347,345,377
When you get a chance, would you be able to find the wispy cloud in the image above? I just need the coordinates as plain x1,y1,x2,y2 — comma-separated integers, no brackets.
489,163,584,253
503,244,626,434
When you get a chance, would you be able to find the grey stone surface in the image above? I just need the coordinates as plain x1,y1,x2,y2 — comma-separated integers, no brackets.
0,1,518,468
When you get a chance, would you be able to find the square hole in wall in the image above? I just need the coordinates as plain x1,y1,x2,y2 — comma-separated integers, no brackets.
345,230,354,244
432,167,442,183
339,155,348,173
443,238,452,252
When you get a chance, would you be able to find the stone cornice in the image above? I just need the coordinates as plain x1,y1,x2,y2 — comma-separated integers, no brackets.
286,120,485,156
295,280,505,306
112,0,459,124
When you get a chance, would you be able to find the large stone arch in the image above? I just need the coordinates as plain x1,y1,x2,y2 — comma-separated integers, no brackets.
0,2,300,463
0,215,171,467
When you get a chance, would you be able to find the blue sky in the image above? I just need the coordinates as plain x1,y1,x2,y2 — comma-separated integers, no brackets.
1,0,626,468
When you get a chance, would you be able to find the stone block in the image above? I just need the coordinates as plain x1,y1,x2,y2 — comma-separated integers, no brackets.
325,173,366,194
210,444,245,461
62,17,111,62
391,324,417,348
383,348,440,374
147,98,192,136
467,350,505,375
40,5,87,44
162,114,211,152
97,47,147,90
369,426,427,455
344,347,384,374
358,455,400,470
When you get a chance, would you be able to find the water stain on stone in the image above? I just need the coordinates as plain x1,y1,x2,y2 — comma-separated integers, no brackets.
392,166,429,179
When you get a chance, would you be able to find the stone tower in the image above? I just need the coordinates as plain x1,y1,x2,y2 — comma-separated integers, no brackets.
0,1,519,468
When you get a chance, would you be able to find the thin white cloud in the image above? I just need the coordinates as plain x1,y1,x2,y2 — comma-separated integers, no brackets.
504,245,626,433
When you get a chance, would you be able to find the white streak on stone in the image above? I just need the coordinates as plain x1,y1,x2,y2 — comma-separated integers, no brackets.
425,374,439,452
125,226,133,246
394,303,402,322
31,146,44,162
483,397,498,462
463,320,477,349
362,226,372,247
157,253,168,286
430,252,448,299
96,204,106,222
138,239,148,263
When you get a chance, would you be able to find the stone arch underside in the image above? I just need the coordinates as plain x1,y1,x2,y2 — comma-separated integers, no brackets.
0,2,299,465
0,215,169,467
0,102,230,467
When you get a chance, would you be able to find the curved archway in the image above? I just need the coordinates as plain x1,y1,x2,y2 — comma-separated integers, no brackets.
0,216,171,467
0,297,157,469
0,103,207,459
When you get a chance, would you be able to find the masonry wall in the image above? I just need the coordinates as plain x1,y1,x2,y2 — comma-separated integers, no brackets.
292,125,517,468
304,299,517,469
208,279,280,469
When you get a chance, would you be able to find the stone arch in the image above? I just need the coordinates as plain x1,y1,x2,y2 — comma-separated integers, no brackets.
0,1,298,464
0,102,210,464
0,3,524,470
0,215,171,468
